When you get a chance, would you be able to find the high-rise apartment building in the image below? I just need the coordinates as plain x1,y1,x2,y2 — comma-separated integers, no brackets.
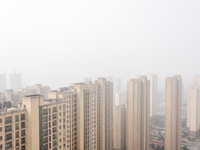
0,92,78,150
194,74,200,87
126,76,150,150
10,73,22,91
115,90,127,106
113,103,126,150
0,78,113,150
147,74,157,117
187,86,200,136
114,78,122,92
0,74,6,92
165,75,182,150
49,78,113,150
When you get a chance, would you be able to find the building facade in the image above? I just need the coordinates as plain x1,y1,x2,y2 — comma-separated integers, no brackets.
114,90,127,106
147,74,158,117
10,73,22,91
165,75,182,150
113,104,126,150
126,76,150,150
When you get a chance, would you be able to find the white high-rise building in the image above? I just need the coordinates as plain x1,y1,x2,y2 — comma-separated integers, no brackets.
147,74,158,117
10,73,22,91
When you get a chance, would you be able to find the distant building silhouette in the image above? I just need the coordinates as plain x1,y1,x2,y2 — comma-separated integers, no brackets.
10,73,22,91
0,74,6,92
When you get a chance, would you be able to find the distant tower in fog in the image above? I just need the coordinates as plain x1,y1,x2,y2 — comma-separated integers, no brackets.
82,77,92,82
147,74,158,117
0,74,6,92
10,73,22,91
194,75,200,86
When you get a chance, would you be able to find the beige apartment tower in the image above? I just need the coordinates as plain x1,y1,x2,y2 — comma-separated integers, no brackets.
113,103,126,150
126,76,150,150
187,86,200,136
147,74,157,117
165,75,182,150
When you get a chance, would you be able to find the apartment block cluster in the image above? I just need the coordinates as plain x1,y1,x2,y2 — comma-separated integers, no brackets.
0,73,188,150
0,84,50,106
0,78,113,150
113,74,183,150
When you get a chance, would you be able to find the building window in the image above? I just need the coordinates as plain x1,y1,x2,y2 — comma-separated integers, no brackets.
44,144,48,150
63,105,65,110
0,127,2,132
49,136,51,142
21,130,25,137
43,109,47,115
16,139,19,146
49,129,51,135
0,119,2,123
59,106,61,110
52,107,57,113
5,116,12,124
21,114,25,121
24,105,26,109
21,137,25,145
52,127,57,133
5,141,12,149
53,147,57,150
44,137,48,143
44,123,47,129
15,123,19,130
49,108,51,114
52,114,57,120
52,120,57,126
15,131,19,138
5,133,12,141
0,136,2,141
44,130,47,137
43,116,47,122
21,122,25,129
5,125,12,133
49,143,51,148
53,134,57,140
15,115,19,122
21,145,25,150
53,140,57,146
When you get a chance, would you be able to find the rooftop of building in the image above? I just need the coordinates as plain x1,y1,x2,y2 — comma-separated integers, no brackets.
0,107,26,116
24,94,43,97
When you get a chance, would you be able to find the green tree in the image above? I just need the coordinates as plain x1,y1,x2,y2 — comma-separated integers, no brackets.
150,143,155,149
155,145,161,150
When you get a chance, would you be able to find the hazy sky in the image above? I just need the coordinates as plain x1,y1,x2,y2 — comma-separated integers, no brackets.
0,0,200,89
